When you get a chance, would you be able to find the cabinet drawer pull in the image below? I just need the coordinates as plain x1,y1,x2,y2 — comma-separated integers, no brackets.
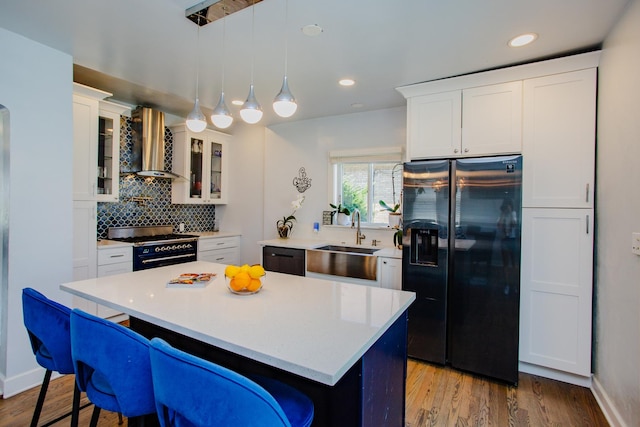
585,183,589,203
586,215,590,234
271,253,294,258
217,242,225,246
216,257,224,261
109,254,125,258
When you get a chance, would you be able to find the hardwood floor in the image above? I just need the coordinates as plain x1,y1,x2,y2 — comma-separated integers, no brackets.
0,359,608,426
405,359,609,427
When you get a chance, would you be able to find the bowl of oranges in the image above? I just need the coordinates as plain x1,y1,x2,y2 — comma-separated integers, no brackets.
224,264,266,295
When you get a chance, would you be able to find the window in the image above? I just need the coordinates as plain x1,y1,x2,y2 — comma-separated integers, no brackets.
330,147,403,225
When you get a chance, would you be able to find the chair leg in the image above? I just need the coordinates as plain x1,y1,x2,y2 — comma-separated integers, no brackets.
89,406,101,427
30,369,52,427
118,412,124,425
70,381,81,427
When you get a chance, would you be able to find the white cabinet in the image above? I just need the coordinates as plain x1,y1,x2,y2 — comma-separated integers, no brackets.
407,91,461,159
522,69,597,208
198,235,240,265
462,81,522,157
72,201,97,281
519,208,593,377
379,257,402,290
95,245,132,319
171,125,230,205
404,81,521,160
519,67,597,384
73,93,100,200
96,101,129,202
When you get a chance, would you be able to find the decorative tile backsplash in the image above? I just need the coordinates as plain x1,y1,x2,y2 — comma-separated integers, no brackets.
96,117,215,239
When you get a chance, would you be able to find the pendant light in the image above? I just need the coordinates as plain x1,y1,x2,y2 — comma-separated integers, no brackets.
240,1,263,124
186,18,207,132
273,0,297,118
211,1,233,129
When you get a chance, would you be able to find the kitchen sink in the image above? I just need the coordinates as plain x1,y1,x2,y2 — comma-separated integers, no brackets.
307,245,380,281
314,245,380,255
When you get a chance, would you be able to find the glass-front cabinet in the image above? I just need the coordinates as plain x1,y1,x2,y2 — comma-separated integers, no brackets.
170,125,230,204
97,101,128,202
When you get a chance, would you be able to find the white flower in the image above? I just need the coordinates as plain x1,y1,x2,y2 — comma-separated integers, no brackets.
291,195,305,211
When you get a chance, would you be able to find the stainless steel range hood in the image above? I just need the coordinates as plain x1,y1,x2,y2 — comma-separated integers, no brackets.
126,107,180,179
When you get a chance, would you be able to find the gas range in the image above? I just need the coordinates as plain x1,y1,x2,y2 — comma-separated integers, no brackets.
107,226,199,271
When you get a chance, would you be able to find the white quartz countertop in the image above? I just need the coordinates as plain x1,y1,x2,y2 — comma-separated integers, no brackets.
258,238,402,259
61,261,415,386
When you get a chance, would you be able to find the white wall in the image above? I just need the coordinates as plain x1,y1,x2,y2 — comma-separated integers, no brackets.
264,107,406,247
0,28,74,397
217,123,265,265
594,0,640,424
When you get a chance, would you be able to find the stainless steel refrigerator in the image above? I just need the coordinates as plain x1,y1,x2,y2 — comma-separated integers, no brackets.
402,155,522,385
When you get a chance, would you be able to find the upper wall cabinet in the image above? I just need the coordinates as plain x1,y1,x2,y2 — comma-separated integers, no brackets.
522,68,597,208
170,125,230,205
462,81,522,157
97,100,129,202
402,81,522,160
73,86,105,201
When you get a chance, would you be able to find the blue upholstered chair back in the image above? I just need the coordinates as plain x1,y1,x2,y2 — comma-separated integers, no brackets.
22,287,74,374
149,337,297,427
70,308,156,418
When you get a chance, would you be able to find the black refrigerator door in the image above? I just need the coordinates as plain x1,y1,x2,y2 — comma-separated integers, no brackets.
448,155,522,385
402,160,450,364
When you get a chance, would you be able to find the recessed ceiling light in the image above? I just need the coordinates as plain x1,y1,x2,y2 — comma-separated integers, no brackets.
508,33,538,47
302,24,323,37
339,79,355,87
351,103,364,108
231,99,244,106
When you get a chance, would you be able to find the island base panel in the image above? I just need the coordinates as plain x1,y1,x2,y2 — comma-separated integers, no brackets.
129,312,408,427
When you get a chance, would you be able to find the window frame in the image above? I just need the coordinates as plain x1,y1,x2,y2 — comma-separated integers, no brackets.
328,147,404,227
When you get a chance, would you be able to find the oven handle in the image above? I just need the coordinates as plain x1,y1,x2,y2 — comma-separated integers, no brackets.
141,253,197,264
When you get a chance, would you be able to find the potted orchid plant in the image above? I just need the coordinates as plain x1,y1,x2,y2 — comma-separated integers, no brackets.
277,194,305,238
379,200,401,228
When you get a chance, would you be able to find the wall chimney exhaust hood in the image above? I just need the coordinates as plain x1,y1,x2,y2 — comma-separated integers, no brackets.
127,107,180,179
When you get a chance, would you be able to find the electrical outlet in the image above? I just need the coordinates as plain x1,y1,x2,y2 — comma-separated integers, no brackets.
179,223,185,233
632,232,640,256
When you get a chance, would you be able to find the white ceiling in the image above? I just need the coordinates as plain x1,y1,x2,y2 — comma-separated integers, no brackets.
0,0,630,129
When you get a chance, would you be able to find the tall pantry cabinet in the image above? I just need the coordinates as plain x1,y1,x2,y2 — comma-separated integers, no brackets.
398,52,599,386
519,68,597,385
72,83,129,318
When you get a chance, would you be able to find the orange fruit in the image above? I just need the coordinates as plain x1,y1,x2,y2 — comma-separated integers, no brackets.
232,271,251,291
246,278,262,292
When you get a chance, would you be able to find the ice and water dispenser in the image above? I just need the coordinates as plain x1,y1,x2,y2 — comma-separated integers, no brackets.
410,227,439,267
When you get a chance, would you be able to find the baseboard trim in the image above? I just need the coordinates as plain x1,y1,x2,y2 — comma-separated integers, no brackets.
518,361,592,387
591,376,628,427
1,366,61,399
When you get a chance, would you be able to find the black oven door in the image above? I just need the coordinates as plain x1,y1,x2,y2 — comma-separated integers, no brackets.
133,241,198,271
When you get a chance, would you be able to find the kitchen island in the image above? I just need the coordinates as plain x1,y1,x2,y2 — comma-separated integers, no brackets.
61,261,415,426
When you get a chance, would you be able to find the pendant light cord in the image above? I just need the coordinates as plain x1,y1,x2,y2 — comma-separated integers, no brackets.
195,18,201,98
220,3,227,90
284,0,288,75
250,0,255,84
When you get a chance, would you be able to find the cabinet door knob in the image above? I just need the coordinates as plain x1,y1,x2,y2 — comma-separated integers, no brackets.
454,148,459,153
464,148,469,153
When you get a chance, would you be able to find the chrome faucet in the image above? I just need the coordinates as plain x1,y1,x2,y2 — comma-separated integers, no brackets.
351,209,365,245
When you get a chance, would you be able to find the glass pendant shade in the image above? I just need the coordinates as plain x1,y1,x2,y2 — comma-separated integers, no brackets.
211,92,233,129
240,84,263,124
186,97,207,132
273,75,297,118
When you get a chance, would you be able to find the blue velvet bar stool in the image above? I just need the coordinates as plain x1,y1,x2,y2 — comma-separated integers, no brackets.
149,337,314,427
70,308,157,427
22,287,89,427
